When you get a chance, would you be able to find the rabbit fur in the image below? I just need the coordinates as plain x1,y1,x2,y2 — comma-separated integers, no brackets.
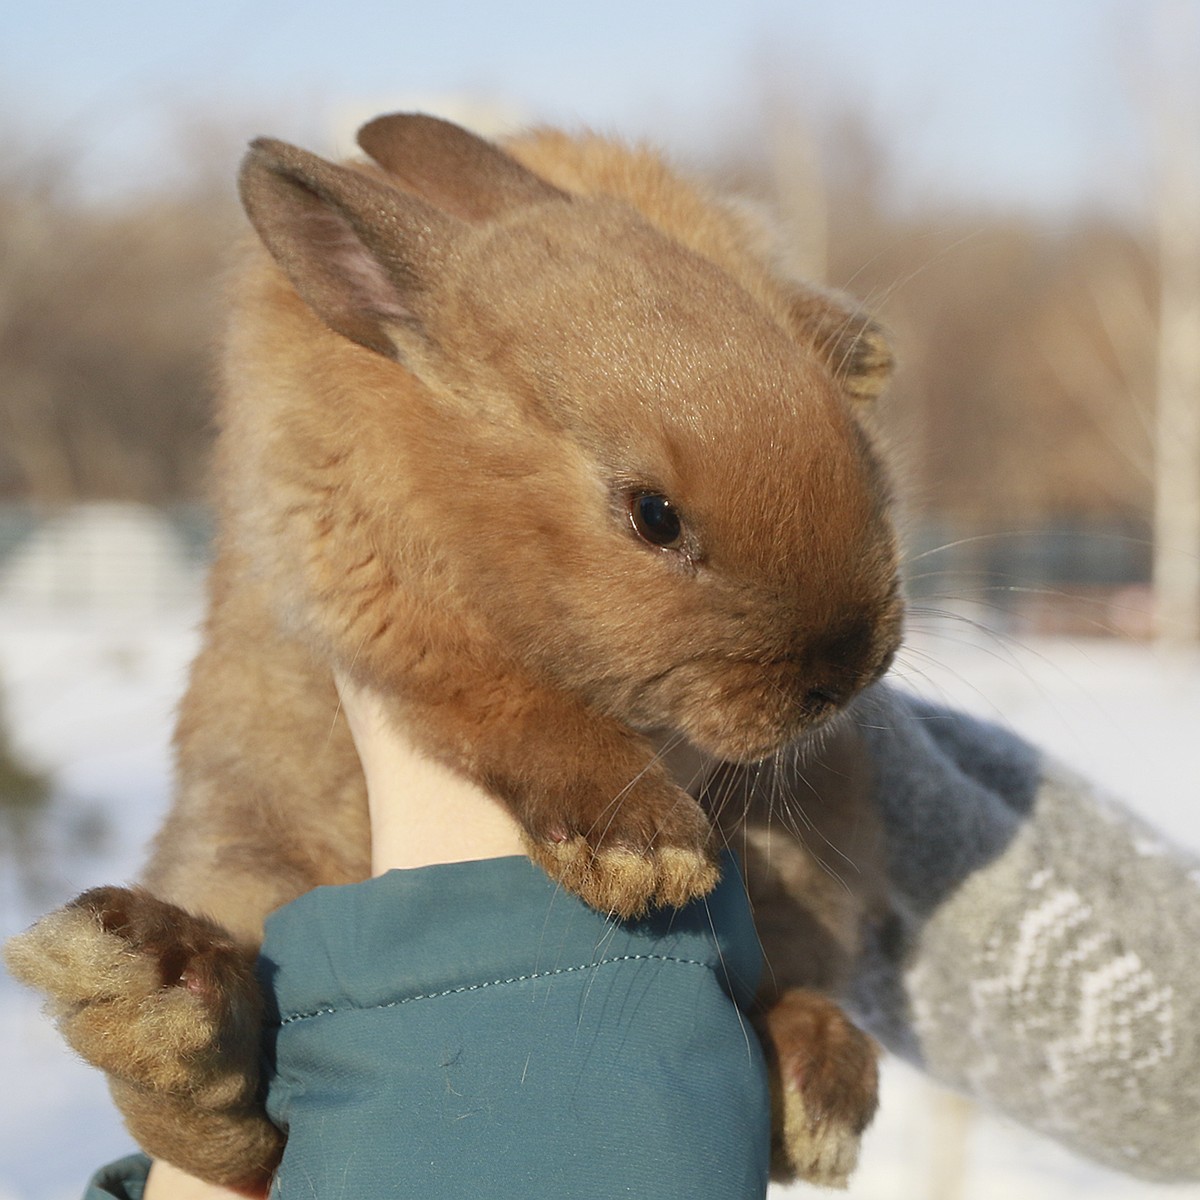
6,114,902,1190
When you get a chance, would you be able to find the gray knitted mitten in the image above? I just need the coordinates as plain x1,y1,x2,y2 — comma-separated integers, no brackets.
850,686,1200,1182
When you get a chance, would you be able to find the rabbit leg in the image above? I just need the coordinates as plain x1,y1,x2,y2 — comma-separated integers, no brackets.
761,987,879,1189
518,729,720,916
512,719,720,918
4,886,282,1190
407,670,719,917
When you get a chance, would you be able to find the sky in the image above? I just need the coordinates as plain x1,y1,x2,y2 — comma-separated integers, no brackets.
0,0,1195,214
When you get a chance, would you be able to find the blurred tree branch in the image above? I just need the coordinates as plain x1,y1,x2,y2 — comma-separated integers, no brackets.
0,122,239,503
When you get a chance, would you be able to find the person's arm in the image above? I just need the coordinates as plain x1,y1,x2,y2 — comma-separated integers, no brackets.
256,675,769,1198
335,672,527,874
139,677,530,1200
846,683,1200,1183
141,1161,255,1200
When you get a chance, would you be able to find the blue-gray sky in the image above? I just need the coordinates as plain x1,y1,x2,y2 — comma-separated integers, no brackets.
1,0,1190,213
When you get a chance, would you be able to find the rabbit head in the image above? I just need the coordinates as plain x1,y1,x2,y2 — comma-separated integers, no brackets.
233,114,901,765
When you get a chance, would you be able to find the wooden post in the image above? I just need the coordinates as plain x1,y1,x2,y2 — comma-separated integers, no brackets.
767,102,828,286
1153,1,1200,645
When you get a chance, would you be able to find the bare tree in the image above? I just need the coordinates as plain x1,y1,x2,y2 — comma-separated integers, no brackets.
0,122,240,504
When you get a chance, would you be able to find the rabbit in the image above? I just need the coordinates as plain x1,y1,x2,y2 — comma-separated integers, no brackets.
5,113,902,1190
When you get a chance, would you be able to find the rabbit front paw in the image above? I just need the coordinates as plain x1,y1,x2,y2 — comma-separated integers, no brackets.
525,779,719,918
4,886,282,1186
763,988,879,1189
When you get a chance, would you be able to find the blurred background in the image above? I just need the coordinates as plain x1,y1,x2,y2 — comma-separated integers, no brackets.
1,2,1198,1198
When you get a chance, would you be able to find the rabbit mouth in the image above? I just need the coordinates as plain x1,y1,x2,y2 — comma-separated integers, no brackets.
637,657,877,764
686,714,831,764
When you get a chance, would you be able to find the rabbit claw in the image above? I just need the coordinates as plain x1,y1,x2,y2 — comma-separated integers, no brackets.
528,834,719,918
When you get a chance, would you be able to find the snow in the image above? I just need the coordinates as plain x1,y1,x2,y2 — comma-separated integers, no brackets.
0,505,203,612
0,605,198,1200
2,597,1198,1199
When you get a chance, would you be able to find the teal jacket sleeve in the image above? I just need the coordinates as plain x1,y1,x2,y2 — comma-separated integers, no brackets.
79,854,769,1200
82,1153,150,1199
258,852,770,1199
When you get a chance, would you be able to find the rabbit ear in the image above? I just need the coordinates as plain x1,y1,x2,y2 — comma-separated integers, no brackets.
238,137,463,359
356,113,570,220
787,288,894,402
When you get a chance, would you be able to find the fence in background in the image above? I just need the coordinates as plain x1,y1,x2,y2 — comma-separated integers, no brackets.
902,518,1154,638
0,504,211,612
0,504,1155,635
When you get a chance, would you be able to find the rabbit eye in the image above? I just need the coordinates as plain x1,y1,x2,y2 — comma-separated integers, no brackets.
629,492,683,549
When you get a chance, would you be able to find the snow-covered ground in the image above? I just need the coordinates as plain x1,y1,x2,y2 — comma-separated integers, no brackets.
2,597,1198,1200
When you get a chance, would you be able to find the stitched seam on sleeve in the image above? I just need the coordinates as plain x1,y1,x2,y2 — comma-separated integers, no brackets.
276,953,716,1025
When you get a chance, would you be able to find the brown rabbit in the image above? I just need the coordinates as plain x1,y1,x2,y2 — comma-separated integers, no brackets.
6,114,901,1190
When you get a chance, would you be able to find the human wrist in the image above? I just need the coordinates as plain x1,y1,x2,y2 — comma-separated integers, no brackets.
364,731,528,874
143,1159,264,1200
335,672,526,874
